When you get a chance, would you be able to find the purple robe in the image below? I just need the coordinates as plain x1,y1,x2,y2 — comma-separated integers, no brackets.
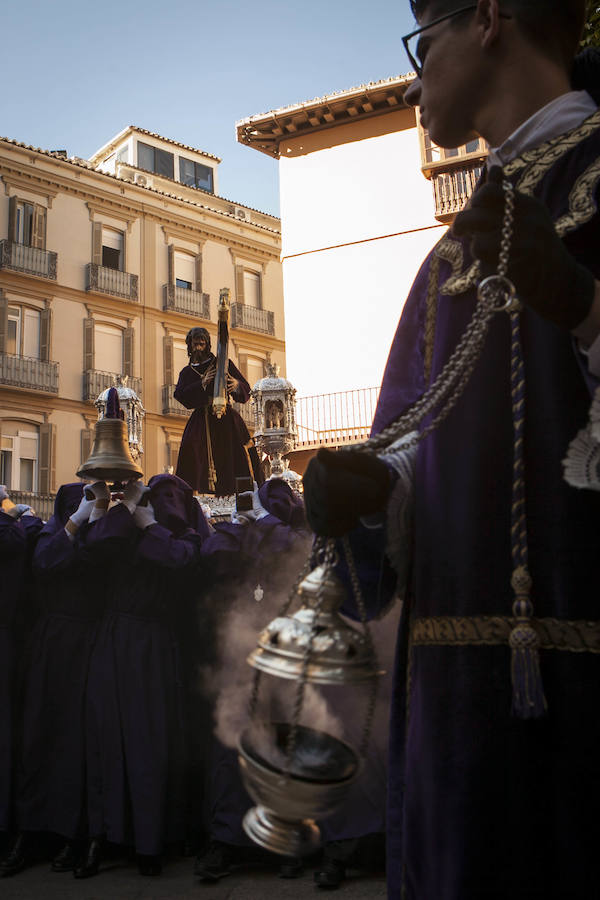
0,510,42,832
16,484,102,840
365,112,600,899
175,356,264,495
82,477,206,855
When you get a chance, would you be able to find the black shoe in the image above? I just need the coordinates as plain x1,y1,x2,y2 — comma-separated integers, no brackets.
51,841,80,872
194,840,236,882
137,854,162,876
314,859,345,889
0,833,33,877
279,856,303,878
73,838,102,879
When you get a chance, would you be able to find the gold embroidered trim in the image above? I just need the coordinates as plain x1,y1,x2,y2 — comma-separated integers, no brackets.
555,155,600,237
423,253,441,384
412,615,600,653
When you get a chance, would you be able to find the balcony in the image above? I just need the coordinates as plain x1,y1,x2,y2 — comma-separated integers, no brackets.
8,490,56,522
0,353,59,393
0,240,57,280
162,384,191,417
231,302,274,336
431,161,485,223
232,400,255,432
295,387,380,449
86,263,138,301
84,370,142,403
163,284,210,319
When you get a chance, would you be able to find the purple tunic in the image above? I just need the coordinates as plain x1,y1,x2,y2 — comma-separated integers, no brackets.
367,113,600,899
82,478,205,855
175,356,264,495
16,484,102,840
0,511,42,832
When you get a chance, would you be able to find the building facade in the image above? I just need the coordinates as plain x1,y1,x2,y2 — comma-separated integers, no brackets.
237,75,486,400
0,127,284,513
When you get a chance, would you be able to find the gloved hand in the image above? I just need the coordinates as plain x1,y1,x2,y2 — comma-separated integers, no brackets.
85,481,111,502
68,493,96,529
0,485,8,503
452,166,595,331
133,501,156,530
122,479,147,514
303,448,393,537
5,503,33,520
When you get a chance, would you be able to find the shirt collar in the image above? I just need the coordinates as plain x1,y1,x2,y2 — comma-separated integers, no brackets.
487,90,598,169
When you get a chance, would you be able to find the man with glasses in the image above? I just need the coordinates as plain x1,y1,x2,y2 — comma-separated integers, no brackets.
304,1,600,897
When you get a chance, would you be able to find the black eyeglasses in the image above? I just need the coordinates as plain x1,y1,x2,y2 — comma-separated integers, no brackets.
402,4,511,79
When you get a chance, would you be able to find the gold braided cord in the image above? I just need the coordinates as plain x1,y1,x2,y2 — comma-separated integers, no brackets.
412,615,600,653
423,253,441,384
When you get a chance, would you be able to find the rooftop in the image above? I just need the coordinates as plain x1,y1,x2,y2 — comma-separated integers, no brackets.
89,125,222,165
237,73,415,158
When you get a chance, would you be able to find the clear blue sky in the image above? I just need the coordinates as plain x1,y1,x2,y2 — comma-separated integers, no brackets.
2,0,416,217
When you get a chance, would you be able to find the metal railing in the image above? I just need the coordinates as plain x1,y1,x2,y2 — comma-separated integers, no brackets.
86,263,139,301
0,240,57,279
162,384,191,417
295,387,380,448
0,353,59,393
163,284,210,319
232,400,255,431
431,161,484,221
8,491,56,522
231,303,275,335
84,370,142,403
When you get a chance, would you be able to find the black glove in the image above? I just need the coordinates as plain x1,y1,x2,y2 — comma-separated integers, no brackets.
453,166,595,331
303,448,392,537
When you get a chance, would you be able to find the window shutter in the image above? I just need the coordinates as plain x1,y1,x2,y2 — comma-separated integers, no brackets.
0,293,7,354
235,264,245,303
168,244,175,286
39,423,56,494
40,307,52,362
123,326,134,376
92,222,102,265
238,353,249,378
8,197,17,242
194,253,203,292
164,335,174,385
258,272,263,308
81,428,93,465
84,317,94,371
32,205,47,250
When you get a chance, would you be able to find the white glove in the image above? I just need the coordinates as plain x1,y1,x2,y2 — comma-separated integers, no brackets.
5,503,32,520
0,484,8,503
133,501,156,530
85,481,111,502
122,480,147,514
69,493,96,527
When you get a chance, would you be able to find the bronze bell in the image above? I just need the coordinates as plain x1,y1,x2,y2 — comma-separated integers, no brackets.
76,417,143,484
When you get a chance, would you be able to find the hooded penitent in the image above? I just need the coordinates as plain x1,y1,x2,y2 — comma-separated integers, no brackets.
148,473,210,539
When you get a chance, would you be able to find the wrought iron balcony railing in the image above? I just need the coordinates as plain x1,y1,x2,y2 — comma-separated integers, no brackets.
431,161,484,222
162,384,191,417
295,387,380,448
0,240,57,279
232,400,255,431
163,284,210,319
231,303,275,335
86,263,139,301
8,491,56,522
0,353,59,393
84,370,142,403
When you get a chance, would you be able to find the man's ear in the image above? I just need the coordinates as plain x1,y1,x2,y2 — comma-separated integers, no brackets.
475,0,502,49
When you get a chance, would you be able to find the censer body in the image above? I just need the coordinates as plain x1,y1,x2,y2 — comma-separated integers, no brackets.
239,556,379,856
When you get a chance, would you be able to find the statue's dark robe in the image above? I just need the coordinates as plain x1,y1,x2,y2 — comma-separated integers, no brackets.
368,111,600,900
0,511,42,833
175,356,263,495
81,504,204,855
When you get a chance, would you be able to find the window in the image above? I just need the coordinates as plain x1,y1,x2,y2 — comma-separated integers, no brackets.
102,228,124,271
116,145,129,164
246,357,265,388
95,323,123,373
243,271,261,308
6,306,40,358
8,197,46,249
16,202,34,245
137,141,174,179
174,252,195,290
0,424,38,492
174,339,188,376
179,157,214,192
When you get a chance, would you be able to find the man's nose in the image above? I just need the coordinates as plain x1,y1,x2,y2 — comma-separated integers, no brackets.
405,78,421,108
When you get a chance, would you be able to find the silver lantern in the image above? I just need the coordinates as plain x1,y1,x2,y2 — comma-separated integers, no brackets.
238,538,380,857
251,363,297,477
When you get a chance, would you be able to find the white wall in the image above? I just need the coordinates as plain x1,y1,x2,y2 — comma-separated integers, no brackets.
279,115,445,397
